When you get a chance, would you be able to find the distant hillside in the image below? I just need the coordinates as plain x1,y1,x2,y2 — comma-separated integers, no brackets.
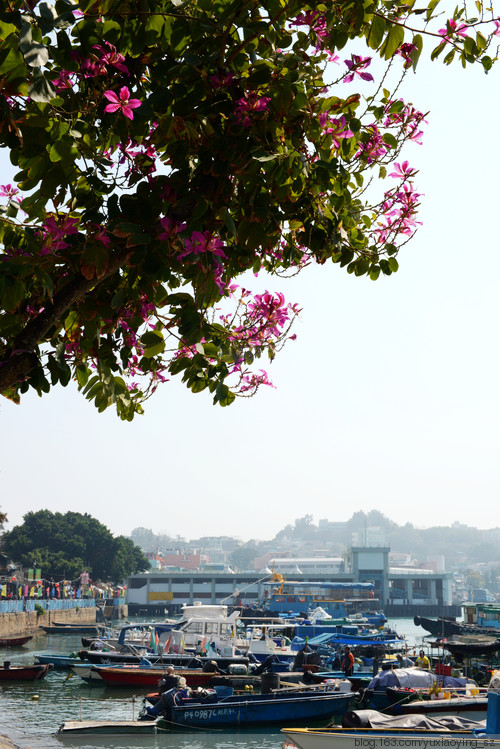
131,511,500,570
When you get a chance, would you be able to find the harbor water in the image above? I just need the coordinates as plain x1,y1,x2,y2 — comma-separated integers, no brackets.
0,618,434,749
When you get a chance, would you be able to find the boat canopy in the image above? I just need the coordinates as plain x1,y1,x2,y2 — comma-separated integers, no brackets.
367,667,470,691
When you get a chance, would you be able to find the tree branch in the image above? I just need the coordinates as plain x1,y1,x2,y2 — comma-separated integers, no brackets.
0,248,130,393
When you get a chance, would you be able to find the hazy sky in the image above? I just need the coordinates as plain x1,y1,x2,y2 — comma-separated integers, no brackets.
1,21,499,542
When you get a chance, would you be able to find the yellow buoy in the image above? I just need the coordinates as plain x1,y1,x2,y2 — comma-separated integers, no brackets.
32,694,39,700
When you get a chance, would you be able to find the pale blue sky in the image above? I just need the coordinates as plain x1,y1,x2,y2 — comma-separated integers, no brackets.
1,24,499,541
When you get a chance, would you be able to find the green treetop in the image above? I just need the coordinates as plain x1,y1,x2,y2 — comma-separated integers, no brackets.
0,0,496,418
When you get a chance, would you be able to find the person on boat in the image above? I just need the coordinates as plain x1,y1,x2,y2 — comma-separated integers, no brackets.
292,642,313,672
140,676,190,720
397,653,414,668
202,659,222,673
158,665,180,692
415,650,431,669
341,645,355,677
326,651,341,670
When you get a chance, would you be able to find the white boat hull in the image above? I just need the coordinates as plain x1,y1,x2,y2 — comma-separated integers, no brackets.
282,728,498,749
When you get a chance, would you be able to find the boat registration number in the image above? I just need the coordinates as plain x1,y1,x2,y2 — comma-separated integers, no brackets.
182,708,238,721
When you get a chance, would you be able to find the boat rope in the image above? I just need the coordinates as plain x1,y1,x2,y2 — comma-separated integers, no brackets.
160,717,224,731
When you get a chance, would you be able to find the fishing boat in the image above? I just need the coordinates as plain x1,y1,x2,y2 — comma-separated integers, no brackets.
360,666,493,721
75,664,216,688
463,603,500,632
79,648,252,669
74,662,322,689
259,577,386,626
35,652,82,669
141,683,355,727
0,635,32,646
0,663,51,681
281,690,500,749
414,613,500,639
435,635,500,658
40,623,100,635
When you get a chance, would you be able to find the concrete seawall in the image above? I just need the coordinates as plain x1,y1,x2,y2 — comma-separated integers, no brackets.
0,603,129,637
0,606,98,636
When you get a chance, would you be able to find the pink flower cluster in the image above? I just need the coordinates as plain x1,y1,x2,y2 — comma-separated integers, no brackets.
178,230,227,261
319,114,354,149
235,92,271,128
375,164,422,243
39,214,79,255
291,10,328,42
384,100,427,146
289,10,339,61
104,136,157,178
158,216,186,242
438,18,468,41
210,71,235,88
82,42,129,77
356,125,392,163
396,43,418,69
0,184,20,201
239,369,276,393
52,43,129,90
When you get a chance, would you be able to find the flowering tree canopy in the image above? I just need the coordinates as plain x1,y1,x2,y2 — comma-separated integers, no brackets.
0,0,497,419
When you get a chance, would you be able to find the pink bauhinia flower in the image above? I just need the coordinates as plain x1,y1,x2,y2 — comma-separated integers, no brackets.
319,114,354,148
344,55,374,83
178,230,227,260
389,161,417,179
235,92,271,128
104,87,141,120
40,214,79,255
0,184,19,199
396,43,418,69
210,71,235,88
438,18,468,41
92,42,129,74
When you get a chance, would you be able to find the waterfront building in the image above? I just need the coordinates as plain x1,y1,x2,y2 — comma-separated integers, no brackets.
126,545,460,617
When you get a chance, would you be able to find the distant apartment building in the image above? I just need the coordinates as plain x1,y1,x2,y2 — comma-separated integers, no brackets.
159,551,209,570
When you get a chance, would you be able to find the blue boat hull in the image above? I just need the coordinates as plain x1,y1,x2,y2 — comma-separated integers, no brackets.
168,691,353,727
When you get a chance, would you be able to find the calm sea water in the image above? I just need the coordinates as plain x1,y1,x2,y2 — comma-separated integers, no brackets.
0,617,436,749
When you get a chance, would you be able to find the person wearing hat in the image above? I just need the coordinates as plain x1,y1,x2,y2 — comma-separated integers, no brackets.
415,650,430,669
140,670,188,720
396,652,414,668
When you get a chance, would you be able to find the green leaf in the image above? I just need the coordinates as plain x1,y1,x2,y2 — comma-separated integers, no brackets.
382,24,404,60
426,0,440,22
481,56,493,73
252,150,280,162
464,36,476,56
367,15,386,50
411,34,423,71
431,41,446,61
476,31,487,53
140,330,165,357
224,210,237,238
76,365,90,388
22,42,50,68
49,139,75,163
388,257,399,272
28,70,56,102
